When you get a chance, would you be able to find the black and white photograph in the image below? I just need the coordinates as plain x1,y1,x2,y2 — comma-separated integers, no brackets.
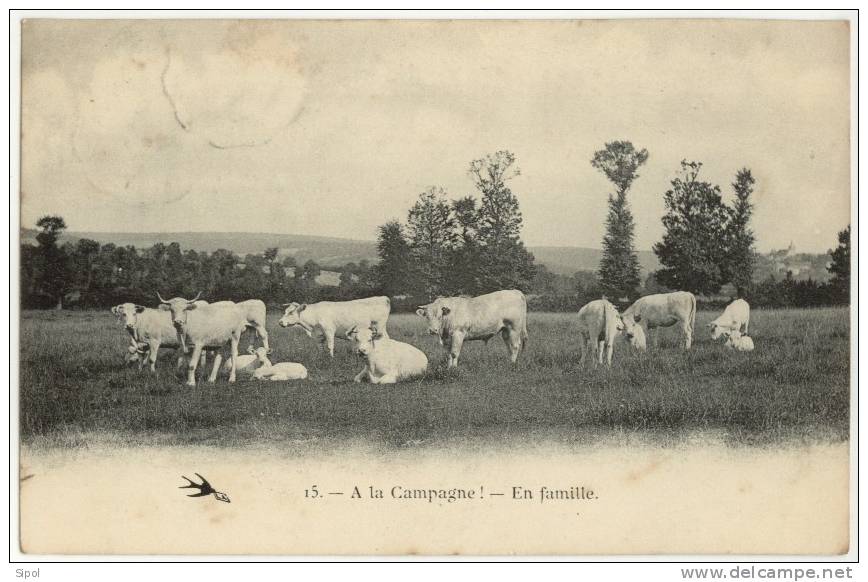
12,12,856,557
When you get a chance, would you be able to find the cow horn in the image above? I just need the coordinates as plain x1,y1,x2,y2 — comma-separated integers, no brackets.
156,292,169,304
187,291,202,304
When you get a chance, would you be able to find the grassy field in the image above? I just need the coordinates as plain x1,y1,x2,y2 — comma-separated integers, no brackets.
18,308,850,449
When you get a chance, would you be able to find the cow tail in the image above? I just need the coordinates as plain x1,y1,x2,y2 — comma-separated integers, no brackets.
521,292,529,349
689,293,697,335
602,299,609,343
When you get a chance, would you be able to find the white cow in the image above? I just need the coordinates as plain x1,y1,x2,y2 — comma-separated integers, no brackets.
158,293,248,386
345,325,427,384
620,291,697,351
709,299,751,340
112,303,197,372
278,296,391,357
723,329,755,352
253,362,309,381
194,299,270,352
576,298,624,367
236,299,270,352
415,289,528,368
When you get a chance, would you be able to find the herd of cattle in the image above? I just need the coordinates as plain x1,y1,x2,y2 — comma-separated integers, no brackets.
111,289,754,387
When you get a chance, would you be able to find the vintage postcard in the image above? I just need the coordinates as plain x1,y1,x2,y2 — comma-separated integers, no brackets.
14,14,855,557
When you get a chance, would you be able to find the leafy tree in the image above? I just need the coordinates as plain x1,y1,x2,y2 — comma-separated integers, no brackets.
449,196,482,294
406,187,457,296
653,161,731,295
34,215,72,309
295,259,321,299
71,238,101,293
828,224,851,301
591,140,648,300
469,151,535,292
375,220,412,296
725,168,756,297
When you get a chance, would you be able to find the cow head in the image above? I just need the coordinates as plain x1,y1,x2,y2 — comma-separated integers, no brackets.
114,302,147,331
619,315,647,351
279,302,307,328
708,321,729,340
722,329,741,347
248,345,273,367
415,300,451,337
345,325,383,357
157,292,202,351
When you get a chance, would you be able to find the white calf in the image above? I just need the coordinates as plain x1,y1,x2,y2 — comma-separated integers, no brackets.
724,330,755,352
253,362,309,381
709,299,751,339
346,325,427,384
219,346,271,378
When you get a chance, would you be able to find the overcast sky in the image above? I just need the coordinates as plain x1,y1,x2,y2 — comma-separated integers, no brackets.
21,18,851,252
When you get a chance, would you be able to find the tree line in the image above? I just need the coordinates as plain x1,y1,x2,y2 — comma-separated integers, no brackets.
21,147,849,311
20,216,381,310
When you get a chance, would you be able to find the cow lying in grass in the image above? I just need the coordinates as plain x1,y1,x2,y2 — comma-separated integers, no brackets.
252,362,309,381
346,325,427,384
214,345,308,381
723,329,755,352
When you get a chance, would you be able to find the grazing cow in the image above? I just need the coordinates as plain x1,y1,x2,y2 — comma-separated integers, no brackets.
345,325,427,384
620,291,697,350
415,289,528,368
709,298,751,340
157,293,248,386
576,298,624,367
253,361,309,381
278,296,391,357
723,329,755,352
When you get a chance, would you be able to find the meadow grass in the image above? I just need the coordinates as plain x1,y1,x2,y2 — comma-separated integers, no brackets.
18,308,850,449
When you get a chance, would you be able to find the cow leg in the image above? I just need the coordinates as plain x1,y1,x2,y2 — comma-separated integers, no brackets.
208,352,223,383
448,333,465,368
354,367,370,383
228,334,240,383
743,315,750,335
683,322,693,350
255,323,270,352
377,373,398,385
325,332,335,358
596,339,605,366
605,341,614,367
148,341,160,373
186,345,203,387
503,328,522,364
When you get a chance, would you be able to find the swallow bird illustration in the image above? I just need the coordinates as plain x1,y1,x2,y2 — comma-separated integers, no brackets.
179,473,230,503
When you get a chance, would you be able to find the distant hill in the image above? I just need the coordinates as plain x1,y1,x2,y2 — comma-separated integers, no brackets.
20,229,634,274
529,246,660,276
20,229,379,269
21,229,827,282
